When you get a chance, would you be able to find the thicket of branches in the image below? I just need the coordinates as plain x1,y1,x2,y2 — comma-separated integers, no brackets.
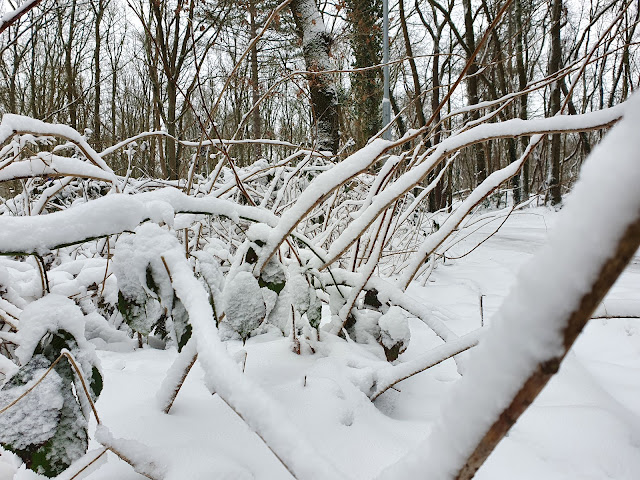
0,0,639,479
1,0,637,190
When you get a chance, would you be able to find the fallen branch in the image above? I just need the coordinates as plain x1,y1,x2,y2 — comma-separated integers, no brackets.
163,249,348,479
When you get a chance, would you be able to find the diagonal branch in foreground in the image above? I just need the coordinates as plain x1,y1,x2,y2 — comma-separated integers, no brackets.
377,92,640,480
456,211,640,479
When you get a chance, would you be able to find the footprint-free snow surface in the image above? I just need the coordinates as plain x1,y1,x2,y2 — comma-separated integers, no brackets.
3,207,639,480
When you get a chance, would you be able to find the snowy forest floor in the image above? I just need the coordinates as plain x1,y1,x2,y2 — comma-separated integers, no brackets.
3,206,640,480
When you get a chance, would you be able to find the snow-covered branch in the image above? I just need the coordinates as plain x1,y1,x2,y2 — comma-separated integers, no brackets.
0,114,114,175
254,138,392,273
370,329,484,401
162,248,349,480
378,92,640,480
320,102,627,273
0,154,116,183
0,0,42,35
0,188,277,254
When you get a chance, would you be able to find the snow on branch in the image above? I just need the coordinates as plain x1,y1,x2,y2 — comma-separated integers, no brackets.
0,0,42,35
0,154,116,183
156,339,197,414
95,425,165,480
320,101,627,273
0,114,114,175
370,329,484,401
255,138,392,273
161,249,349,480
377,92,640,480
0,188,277,255
98,130,309,158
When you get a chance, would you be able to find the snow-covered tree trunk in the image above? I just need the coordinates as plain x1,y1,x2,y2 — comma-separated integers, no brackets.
290,0,339,154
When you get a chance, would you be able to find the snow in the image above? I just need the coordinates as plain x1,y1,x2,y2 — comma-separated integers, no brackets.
320,101,627,273
222,271,266,339
113,224,178,303
15,295,92,366
84,312,135,352
0,188,277,254
98,130,303,158
377,307,410,351
0,154,115,183
0,355,17,377
255,138,391,272
0,195,149,255
0,203,630,480
376,90,640,480
156,339,197,413
2,98,639,480
94,425,166,479
0,115,113,175
0,0,41,31
327,271,460,344
371,329,483,401
55,449,108,480
162,249,348,479
0,357,64,450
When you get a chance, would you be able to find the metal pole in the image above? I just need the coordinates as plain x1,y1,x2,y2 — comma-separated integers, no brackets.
382,0,391,140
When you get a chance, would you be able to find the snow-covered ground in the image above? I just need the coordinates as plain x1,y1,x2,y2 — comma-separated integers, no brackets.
3,207,639,480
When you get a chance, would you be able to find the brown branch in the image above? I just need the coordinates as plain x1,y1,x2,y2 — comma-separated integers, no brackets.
0,350,100,424
68,448,109,480
161,351,198,415
455,213,640,480
0,0,43,35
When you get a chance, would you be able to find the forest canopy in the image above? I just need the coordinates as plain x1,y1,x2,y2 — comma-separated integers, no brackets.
0,0,639,479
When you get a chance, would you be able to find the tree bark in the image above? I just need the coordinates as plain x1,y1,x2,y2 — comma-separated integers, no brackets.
548,0,563,206
399,0,427,130
462,0,486,186
249,0,261,158
58,0,78,129
290,0,339,154
346,0,382,149
515,0,529,199
456,212,640,479
92,0,106,151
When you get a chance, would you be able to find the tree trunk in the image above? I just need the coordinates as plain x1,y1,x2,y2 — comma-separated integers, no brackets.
249,0,261,158
8,42,18,113
462,0,486,186
166,81,178,180
290,0,339,154
399,0,427,130
389,92,407,138
29,17,38,117
93,1,105,150
347,0,382,149
59,0,77,129
515,0,529,199
548,0,563,206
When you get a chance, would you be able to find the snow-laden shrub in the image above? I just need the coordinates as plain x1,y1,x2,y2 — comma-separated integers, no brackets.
239,224,323,340
0,295,102,477
377,307,410,362
222,271,265,342
113,224,191,350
